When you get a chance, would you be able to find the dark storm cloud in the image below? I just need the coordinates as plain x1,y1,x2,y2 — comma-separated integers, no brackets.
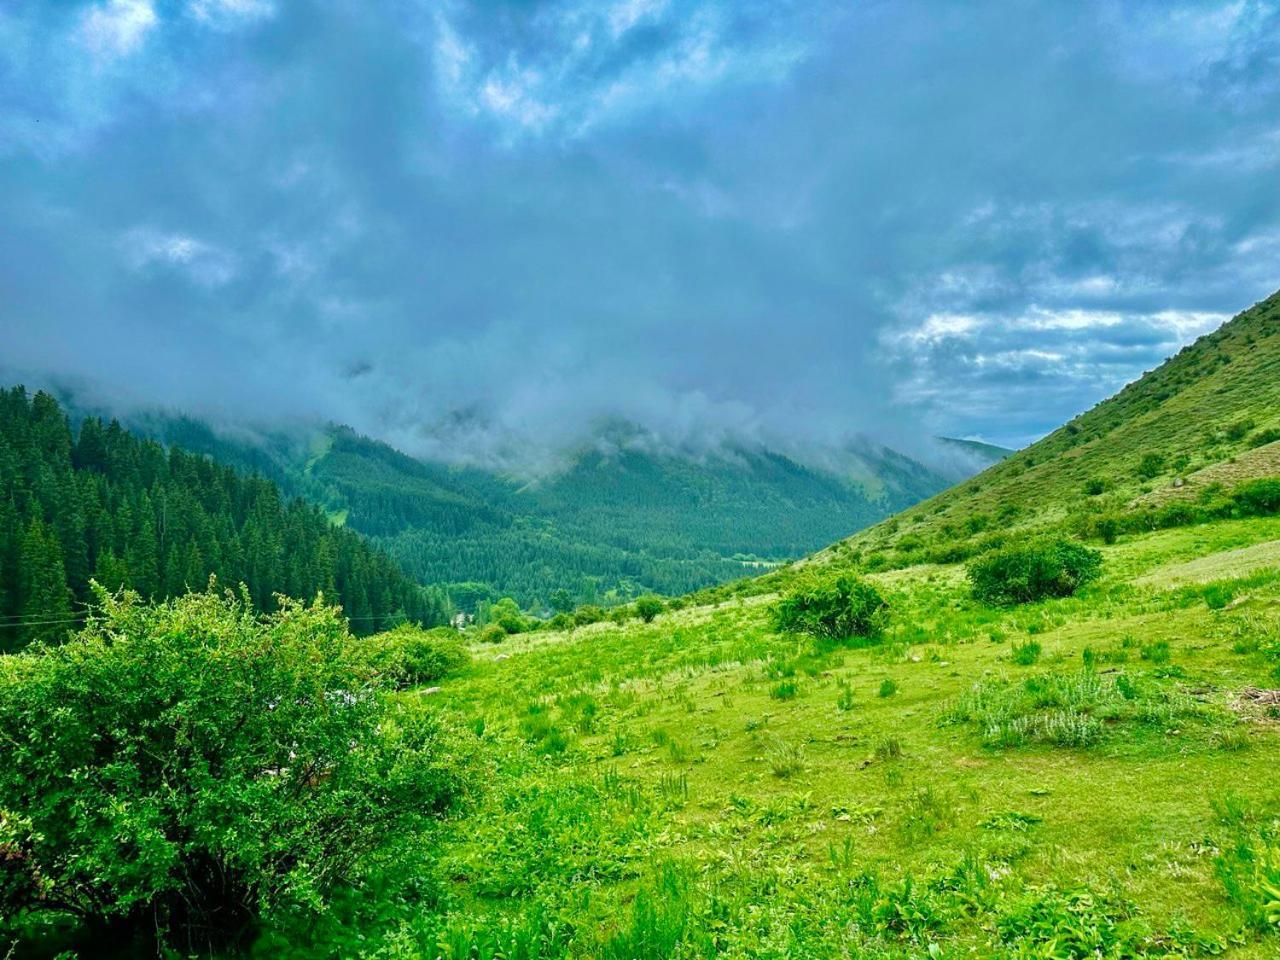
1,0,1278,468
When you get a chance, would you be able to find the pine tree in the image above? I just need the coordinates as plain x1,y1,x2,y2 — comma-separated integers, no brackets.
19,517,73,647
0,389,441,648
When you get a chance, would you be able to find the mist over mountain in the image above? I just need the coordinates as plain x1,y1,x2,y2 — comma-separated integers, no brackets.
5,2,1278,465
17,383,1003,608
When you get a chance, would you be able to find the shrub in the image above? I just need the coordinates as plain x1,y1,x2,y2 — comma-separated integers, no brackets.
1225,418,1256,442
634,595,665,624
1094,514,1122,544
1010,640,1042,666
488,597,527,634
573,605,606,627
1083,477,1107,496
0,587,469,945
879,678,898,698
478,623,509,644
771,575,888,642
967,539,1103,606
357,624,469,688
1233,478,1280,516
1136,452,1166,480
1248,427,1280,448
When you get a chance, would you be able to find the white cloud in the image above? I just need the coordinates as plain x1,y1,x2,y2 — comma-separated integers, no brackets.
123,228,237,287
189,0,276,28
884,301,1233,445
479,68,558,132
894,312,982,345
608,0,669,39
431,1,814,141
80,0,157,61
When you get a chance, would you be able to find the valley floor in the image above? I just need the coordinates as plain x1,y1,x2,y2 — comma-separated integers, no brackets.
307,518,1280,958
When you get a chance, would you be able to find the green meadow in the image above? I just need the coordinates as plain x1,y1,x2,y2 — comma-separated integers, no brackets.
366,515,1280,959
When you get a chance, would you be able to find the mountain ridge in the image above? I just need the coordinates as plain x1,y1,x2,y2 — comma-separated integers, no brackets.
22,389,1005,609
811,289,1280,571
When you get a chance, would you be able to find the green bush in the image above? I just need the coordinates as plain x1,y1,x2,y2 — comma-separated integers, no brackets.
1225,418,1256,442
1136,452,1166,480
1083,477,1107,496
634,595,665,624
357,624,469,688
1248,427,1280,448
1234,478,1280,515
478,623,509,644
545,612,575,631
488,597,527,634
967,538,1103,606
771,575,888,642
0,587,469,945
573,605,606,627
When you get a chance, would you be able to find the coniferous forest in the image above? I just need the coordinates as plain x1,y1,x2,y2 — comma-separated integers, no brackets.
0,387,447,650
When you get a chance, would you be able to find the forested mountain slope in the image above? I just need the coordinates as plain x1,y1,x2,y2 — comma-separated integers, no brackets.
90,410,1002,610
817,290,1280,571
0,388,446,649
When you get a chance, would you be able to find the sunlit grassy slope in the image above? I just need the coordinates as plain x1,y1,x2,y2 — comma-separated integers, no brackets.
356,295,1280,958
408,519,1280,958
815,290,1280,569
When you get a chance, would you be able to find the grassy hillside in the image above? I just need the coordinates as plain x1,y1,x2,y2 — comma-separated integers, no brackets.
380,516,1280,958
817,291,1280,572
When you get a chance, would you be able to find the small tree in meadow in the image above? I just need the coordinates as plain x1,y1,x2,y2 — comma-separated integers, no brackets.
771,575,887,643
634,595,665,624
488,597,527,634
1136,452,1166,480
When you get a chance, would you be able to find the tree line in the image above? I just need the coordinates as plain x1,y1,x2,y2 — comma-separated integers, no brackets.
0,387,447,650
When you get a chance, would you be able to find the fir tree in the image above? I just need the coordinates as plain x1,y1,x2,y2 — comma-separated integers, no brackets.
19,517,73,647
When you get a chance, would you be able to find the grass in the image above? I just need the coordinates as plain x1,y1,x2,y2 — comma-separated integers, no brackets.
21,493,1265,956
279,506,1279,959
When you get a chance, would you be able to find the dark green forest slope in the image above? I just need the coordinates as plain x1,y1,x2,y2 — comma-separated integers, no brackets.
0,388,446,649
121,413,996,609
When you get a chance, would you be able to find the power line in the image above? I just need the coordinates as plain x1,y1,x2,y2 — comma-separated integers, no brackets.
0,615,88,629
0,610,417,629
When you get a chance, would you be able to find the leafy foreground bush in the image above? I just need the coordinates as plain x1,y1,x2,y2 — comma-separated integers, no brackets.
0,587,471,950
772,575,887,642
357,623,469,688
967,538,1102,606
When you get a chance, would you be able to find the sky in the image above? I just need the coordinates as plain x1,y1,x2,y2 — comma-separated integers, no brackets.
1,0,1278,470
